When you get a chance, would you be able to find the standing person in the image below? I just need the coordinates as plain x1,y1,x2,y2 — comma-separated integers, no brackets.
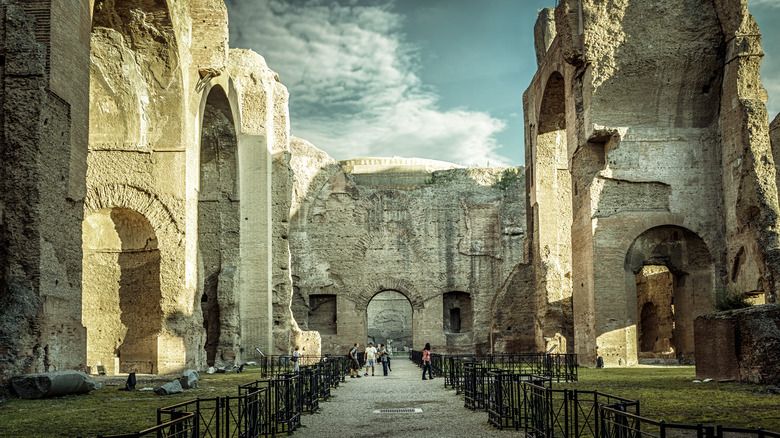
292,346,301,372
378,343,390,376
364,342,378,376
349,343,361,378
422,342,433,380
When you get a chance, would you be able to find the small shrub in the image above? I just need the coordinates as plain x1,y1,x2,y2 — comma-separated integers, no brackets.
715,291,753,311
493,169,522,190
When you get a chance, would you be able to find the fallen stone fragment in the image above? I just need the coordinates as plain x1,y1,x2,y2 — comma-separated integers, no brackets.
11,370,100,399
178,369,199,389
154,379,183,395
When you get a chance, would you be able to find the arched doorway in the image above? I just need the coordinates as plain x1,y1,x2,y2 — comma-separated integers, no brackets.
366,291,412,353
82,208,162,374
625,226,716,364
530,70,573,346
199,85,240,367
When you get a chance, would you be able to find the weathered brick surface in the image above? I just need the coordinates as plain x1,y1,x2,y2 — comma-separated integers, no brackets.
695,305,780,384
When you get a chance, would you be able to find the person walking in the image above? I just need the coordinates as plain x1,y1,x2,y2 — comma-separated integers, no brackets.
364,342,378,376
378,343,390,376
292,345,301,372
349,343,361,378
422,342,433,380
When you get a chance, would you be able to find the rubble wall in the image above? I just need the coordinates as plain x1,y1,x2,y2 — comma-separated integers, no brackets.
526,0,779,366
695,304,780,384
289,140,529,355
0,1,89,395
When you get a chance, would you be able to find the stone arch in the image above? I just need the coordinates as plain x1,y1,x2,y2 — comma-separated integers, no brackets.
530,70,573,347
198,84,241,367
624,225,716,364
84,184,182,248
353,278,425,312
366,290,413,352
83,184,188,374
82,207,162,374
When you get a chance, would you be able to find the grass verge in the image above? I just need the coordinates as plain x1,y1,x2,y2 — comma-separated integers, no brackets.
556,367,780,429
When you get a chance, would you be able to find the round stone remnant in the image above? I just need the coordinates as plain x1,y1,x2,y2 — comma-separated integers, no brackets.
11,370,99,399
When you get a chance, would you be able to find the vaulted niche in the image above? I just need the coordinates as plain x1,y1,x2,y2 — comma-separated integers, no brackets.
625,226,715,364
366,290,412,352
636,265,675,357
443,291,472,333
532,70,573,346
82,208,162,374
199,85,240,367
308,294,337,335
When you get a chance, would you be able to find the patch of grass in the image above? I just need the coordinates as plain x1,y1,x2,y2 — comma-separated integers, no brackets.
556,367,780,429
0,367,272,438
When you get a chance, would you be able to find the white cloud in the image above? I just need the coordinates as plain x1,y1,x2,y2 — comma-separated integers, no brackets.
226,0,510,166
765,76,780,120
749,0,780,8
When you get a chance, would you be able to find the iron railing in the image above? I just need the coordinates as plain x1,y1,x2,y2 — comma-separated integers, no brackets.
415,352,578,394
486,370,552,430
600,406,780,438
91,355,351,438
95,412,196,438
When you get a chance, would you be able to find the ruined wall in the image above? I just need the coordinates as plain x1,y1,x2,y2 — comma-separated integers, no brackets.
695,304,780,384
0,1,90,394
289,140,529,355
772,114,780,190
526,0,778,366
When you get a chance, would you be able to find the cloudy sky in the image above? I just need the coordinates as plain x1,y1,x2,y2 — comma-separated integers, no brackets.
225,0,780,167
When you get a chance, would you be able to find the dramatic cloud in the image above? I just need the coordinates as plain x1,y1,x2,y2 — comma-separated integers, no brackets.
226,0,510,166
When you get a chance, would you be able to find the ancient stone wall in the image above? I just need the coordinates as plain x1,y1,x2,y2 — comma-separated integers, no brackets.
1,0,294,392
289,140,530,355
772,114,780,189
527,0,778,366
0,1,89,395
695,304,780,384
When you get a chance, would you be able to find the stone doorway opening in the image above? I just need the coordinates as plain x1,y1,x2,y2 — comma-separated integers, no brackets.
625,226,715,364
366,290,412,353
198,85,240,368
635,265,676,360
82,208,162,375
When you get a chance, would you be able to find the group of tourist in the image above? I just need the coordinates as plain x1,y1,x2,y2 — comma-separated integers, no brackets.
292,341,434,381
348,342,392,377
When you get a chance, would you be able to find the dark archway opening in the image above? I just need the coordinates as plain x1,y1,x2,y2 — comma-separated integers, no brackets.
366,290,412,353
626,226,715,364
83,208,162,374
199,85,239,367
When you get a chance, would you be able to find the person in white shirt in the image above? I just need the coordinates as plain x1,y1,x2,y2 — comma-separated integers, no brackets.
364,343,378,376
292,345,302,372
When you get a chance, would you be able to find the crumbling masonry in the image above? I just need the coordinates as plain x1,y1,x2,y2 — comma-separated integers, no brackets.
0,0,778,394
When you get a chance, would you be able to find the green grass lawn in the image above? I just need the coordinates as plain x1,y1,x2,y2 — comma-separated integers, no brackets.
555,367,780,429
0,367,273,438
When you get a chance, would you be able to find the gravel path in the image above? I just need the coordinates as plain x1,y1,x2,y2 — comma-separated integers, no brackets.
295,358,510,437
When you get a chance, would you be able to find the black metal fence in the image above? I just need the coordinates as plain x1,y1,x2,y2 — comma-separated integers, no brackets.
93,355,349,438
599,406,780,438
412,351,579,389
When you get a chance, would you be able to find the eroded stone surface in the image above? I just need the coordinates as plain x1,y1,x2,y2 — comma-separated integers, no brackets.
289,140,528,354
526,0,779,367
695,305,780,384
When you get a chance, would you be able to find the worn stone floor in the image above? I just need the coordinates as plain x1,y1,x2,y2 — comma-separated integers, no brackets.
295,357,511,437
